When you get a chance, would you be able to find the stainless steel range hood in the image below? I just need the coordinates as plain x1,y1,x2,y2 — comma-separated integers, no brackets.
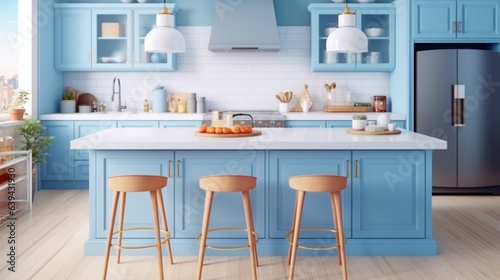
208,0,281,52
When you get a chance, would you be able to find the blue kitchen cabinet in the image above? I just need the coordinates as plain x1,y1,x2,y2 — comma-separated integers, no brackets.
412,0,500,40
54,4,178,71
173,151,266,240
74,121,117,180
351,151,426,238
308,3,395,72
268,151,352,240
117,120,159,128
41,121,74,182
159,120,201,128
94,151,174,239
285,120,326,128
54,8,91,70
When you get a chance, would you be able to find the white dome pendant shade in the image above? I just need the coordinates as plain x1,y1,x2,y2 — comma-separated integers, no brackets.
144,5,186,53
326,6,368,53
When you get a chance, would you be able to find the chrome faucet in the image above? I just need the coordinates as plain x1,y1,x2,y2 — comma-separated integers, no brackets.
111,77,127,112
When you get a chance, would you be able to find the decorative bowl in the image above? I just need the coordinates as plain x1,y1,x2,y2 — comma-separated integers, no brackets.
364,28,384,37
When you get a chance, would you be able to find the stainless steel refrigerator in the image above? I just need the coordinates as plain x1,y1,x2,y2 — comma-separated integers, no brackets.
415,49,500,193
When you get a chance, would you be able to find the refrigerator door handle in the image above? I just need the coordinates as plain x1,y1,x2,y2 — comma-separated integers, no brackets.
452,84,465,127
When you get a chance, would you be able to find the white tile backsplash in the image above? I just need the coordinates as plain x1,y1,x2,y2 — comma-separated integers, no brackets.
64,26,389,113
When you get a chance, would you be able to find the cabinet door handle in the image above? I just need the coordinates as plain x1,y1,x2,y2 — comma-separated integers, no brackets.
177,160,181,178
458,21,463,33
168,160,172,177
355,160,359,178
346,160,350,178
452,21,456,33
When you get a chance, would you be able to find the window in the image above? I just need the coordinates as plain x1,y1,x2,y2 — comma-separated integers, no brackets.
0,0,33,118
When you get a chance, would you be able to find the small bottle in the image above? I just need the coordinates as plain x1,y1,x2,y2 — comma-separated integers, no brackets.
5,136,14,161
144,99,150,112
196,97,205,113
374,95,387,112
187,93,196,113
92,101,97,112
99,102,106,112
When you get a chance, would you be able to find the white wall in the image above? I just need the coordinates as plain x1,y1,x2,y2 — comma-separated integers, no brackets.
64,27,390,113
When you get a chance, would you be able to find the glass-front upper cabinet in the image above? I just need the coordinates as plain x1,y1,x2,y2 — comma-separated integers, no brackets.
92,9,132,70
54,3,178,72
308,3,395,72
133,7,176,71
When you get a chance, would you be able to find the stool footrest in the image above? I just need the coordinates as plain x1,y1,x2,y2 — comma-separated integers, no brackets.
196,227,260,251
111,227,171,250
286,227,346,251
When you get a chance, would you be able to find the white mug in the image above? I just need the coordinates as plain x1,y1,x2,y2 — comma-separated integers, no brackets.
301,99,312,113
388,123,397,131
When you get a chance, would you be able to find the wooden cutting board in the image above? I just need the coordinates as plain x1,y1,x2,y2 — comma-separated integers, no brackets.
195,130,262,138
347,129,401,135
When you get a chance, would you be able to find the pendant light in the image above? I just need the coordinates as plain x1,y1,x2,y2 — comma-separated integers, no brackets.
326,0,368,53
144,0,186,53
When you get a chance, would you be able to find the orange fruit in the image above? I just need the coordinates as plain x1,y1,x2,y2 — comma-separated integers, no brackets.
206,126,215,134
242,125,252,133
223,127,232,134
216,127,223,134
231,125,241,134
199,125,208,133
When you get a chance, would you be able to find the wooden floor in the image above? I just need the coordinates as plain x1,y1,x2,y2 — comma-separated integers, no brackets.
1,190,500,279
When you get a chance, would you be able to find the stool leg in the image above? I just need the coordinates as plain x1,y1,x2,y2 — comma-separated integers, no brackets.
289,190,305,280
150,190,164,280
103,191,120,280
116,191,126,264
197,190,214,280
242,190,258,280
287,191,299,265
331,192,341,266
331,192,348,280
157,189,173,265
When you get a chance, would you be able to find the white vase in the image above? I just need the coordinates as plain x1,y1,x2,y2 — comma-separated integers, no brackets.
61,100,76,113
352,119,366,130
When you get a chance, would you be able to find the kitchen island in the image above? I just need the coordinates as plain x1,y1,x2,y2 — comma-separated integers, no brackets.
71,127,446,256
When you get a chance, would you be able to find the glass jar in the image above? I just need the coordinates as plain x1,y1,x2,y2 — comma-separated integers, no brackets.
374,95,387,112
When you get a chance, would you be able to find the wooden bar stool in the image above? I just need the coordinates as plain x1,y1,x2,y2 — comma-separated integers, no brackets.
287,175,348,280
197,175,259,280
103,175,173,280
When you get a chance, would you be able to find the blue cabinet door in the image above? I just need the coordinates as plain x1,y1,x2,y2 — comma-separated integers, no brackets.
269,151,351,240
95,151,174,239
285,120,326,128
41,121,74,181
74,121,117,160
458,0,500,39
412,0,456,39
174,151,266,239
55,8,92,70
351,151,426,238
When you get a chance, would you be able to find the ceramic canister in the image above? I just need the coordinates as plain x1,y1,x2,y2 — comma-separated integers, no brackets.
153,85,167,112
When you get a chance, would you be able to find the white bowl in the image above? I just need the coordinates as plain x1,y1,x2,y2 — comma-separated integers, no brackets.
331,0,346,3
137,0,151,3
120,0,136,3
364,28,384,37
357,0,376,3
79,106,92,113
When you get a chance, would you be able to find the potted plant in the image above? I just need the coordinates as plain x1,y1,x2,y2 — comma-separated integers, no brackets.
61,89,76,113
8,89,29,120
352,114,367,130
19,119,54,201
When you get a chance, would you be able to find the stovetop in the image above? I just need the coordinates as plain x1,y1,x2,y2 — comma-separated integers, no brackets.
203,110,285,128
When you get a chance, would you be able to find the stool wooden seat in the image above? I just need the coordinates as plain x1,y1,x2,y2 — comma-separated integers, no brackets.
287,175,348,280
103,175,173,280
197,175,259,280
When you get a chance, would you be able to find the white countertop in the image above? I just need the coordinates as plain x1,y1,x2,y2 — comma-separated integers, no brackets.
70,127,446,151
41,112,406,121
